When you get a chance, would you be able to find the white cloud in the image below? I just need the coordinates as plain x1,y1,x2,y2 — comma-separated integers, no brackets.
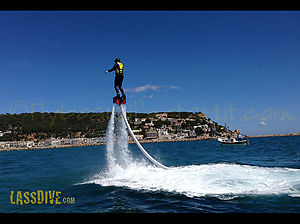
125,84,159,93
124,84,180,93
143,94,154,99
259,121,267,126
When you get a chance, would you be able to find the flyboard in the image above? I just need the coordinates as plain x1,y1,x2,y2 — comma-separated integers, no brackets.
113,95,169,169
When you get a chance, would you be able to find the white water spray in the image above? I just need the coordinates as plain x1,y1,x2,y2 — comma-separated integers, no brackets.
105,104,133,173
105,105,117,170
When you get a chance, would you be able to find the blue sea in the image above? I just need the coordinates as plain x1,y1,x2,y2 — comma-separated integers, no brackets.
1,135,300,213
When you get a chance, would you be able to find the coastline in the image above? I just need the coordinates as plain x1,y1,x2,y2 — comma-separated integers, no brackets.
1,133,299,152
247,132,300,138
0,136,217,152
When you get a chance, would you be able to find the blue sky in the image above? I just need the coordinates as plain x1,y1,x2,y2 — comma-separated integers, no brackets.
0,11,300,135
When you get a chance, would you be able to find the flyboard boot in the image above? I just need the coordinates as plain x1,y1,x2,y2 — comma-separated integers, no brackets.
113,94,121,105
113,94,126,105
121,94,126,104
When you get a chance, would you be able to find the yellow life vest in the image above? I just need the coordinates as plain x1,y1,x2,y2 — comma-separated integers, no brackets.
116,62,123,74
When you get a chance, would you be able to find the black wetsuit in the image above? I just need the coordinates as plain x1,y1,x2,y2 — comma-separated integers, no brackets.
108,63,125,96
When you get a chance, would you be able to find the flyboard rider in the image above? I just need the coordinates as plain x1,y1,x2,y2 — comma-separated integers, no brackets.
105,58,126,104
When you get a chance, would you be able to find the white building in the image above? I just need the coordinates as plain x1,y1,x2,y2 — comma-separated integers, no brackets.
26,141,35,148
158,129,171,140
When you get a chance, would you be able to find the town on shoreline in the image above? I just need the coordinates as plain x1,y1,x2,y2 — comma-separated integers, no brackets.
0,111,228,151
1,111,299,152
1,133,300,152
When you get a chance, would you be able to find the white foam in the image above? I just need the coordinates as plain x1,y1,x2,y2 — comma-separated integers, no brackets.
87,162,300,199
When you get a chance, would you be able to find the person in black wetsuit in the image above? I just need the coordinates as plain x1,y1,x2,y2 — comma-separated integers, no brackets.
105,58,125,98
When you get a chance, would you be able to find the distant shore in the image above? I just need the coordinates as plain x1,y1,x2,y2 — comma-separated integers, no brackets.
248,132,300,138
1,133,299,152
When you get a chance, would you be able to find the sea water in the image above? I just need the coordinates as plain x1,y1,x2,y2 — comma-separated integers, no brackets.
1,110,300,212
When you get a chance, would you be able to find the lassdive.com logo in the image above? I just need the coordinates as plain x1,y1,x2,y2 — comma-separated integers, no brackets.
10,190,75,205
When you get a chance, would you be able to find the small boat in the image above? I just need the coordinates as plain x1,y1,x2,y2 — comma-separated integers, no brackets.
218,137,249,145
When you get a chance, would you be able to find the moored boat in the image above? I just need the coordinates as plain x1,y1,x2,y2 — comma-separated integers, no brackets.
218,137,249,145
